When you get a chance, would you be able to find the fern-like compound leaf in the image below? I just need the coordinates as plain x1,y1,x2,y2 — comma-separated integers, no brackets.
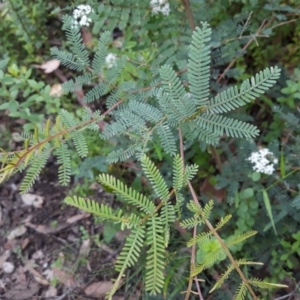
210,259,260,293
106,145,139,163
248,278,288,289
83,82,110,103
115,226,145,271
141,156,169,202
128,101,164,123
202,199,214,221
187,231,213,247
62,74,92,93
210,263,236,292
92,31,112,75
155,123,177,156
180,216,203,229
214,215,232,231
172,154,184,191
59,110,88,157
98,174,156,214
208,66,281,114
196,114,260,138
20,149,51,193
188,22,211,108
183,164,199,183
65,196,123,221
234,282,247,300
106,56,127,83
160,65,195,123
51,47,83,71
160,204,176,228
226,231,257,247
56,143,71,186
145,216,165,294
191,247,225,276
62,15,90,69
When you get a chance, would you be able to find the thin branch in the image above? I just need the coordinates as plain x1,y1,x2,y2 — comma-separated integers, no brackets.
187,180,258,299
239,11,253,38
179,129,204,300
181,0,195,30
217,18,270,83
194,275,204,300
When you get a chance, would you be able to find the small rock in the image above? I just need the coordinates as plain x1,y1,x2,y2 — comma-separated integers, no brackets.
3,262,15,274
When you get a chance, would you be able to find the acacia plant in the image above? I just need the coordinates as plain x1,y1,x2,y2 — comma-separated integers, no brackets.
1,1,297,298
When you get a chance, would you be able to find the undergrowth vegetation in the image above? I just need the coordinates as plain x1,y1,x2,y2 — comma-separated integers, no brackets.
1,0,300,299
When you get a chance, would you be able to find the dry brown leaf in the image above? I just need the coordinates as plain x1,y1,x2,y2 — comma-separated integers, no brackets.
25,221,70,234
21,238,30,250
24,260,49,286
21,193,44,208
200,177,225,203
52,267,77,288
67,213,91,223
12,266,27,283
4,281,39,300
0,250,11,267
79,239,90,257
7,225,27,240
45,286,57,297
3,239,17,250
31,250,44,261
82,27,94,48
84,281,114,298
35,59,60,73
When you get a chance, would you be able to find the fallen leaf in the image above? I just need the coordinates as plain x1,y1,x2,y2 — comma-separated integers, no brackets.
45,286,57,297
7,225,27,240
21,238,30,250
84,281,114,298
67,213,91,223
0,250,12,268
4,281,39,300
43,269,54,281
52,267,77,288
200,177,225,203
12,266,27,283
25,221,70,234
79,239,90,257
82,27,94,48
31,250,44,261
35,59,60,73
3,239,17,250
24,260,49,286
21,193,44,208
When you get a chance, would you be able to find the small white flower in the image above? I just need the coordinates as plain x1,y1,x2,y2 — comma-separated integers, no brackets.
105,53,117,69
247,148,278,175
72,4,94,28
150,0,170,16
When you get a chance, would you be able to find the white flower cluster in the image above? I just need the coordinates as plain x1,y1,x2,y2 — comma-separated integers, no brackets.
150,0,170,16
247,148,278,175
72,4,94,28
105,53,117,69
